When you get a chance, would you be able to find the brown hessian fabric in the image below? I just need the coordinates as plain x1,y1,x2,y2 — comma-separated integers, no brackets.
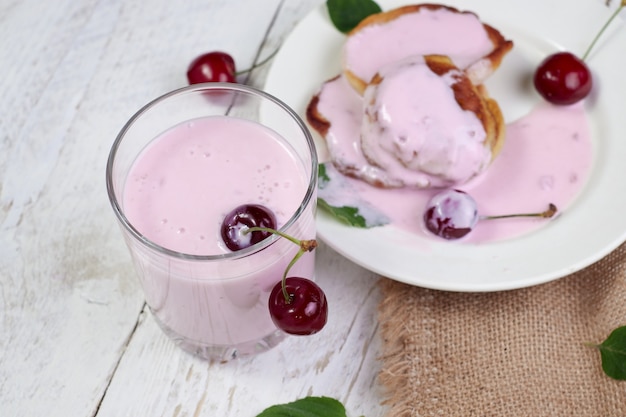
378,242,626,417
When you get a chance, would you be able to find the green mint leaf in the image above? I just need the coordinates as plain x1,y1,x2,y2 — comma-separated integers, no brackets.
318,163,331,186
318,197,368,228
592,325,626,380
317,163,390,228
256,396,347,417
326,0,382,33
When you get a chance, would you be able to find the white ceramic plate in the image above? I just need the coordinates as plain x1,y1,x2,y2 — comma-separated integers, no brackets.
264,0,626,291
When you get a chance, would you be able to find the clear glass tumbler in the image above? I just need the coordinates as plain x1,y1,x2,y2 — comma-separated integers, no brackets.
106,83,318,361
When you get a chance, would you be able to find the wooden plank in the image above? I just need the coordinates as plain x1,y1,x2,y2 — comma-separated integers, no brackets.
0,0,148,415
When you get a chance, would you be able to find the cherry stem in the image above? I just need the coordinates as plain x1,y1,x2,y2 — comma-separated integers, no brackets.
479,203,558,221
245,226,317,303
280,248,306,302
582,1,625,61
235,48,279,76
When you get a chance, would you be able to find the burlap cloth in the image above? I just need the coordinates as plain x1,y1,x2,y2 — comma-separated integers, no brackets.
378,242,626,416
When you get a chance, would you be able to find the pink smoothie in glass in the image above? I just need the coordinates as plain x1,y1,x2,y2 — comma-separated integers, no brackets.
122,115,315,349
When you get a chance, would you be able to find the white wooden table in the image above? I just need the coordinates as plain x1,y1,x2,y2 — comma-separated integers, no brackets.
0,1,387,415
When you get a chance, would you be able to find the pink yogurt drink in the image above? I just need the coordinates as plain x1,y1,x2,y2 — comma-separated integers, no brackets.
106,84,318,361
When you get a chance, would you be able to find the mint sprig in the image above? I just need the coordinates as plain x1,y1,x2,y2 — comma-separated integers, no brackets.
256,396,347,417
318,162,331,184
326,0,382,33
318,164,368,228
317,163,389,228
588,325,626,380
318,197,368,228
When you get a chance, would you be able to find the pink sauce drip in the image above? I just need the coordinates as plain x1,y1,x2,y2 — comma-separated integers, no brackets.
315,77,593,243
460,103,592,242
361,56,491,187
344,7,496,86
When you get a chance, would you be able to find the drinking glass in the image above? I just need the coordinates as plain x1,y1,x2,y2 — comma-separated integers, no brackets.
106,83,318,361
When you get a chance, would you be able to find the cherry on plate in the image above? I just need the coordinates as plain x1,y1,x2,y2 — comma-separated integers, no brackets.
533,52,592,105
423,189,479,240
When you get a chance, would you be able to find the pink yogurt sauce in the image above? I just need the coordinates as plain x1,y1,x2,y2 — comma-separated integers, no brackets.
361,56,491,188
344,6,497,87
314,75,593,243
122,116,315,347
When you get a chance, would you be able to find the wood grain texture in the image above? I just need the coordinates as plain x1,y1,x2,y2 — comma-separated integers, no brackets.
0,0,386,416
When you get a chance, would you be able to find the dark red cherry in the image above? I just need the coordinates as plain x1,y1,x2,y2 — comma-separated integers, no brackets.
268,277,328,336
424,189,558,240
187,51,236,84
533,52,592,105
423,189,479,240
220,204,277,251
